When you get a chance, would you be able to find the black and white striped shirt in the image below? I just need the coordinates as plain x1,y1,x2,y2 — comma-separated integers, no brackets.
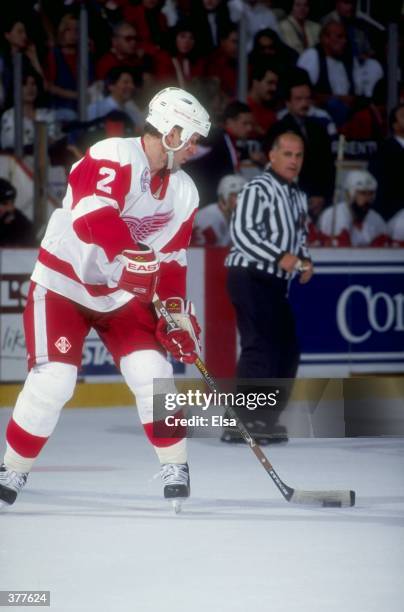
226,168,310,279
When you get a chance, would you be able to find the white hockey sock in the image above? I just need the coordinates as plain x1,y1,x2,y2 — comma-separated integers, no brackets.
153,438,187,464
4,444,36,473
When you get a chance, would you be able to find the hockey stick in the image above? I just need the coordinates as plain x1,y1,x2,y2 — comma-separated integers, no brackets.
153,297,355,508
330,134,345,245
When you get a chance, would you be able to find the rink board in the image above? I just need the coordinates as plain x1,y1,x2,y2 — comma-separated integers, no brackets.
0,247,403,384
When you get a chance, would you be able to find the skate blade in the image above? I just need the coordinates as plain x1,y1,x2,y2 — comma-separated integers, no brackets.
171,499,184,514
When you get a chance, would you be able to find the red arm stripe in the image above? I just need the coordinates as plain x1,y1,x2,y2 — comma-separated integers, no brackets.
73,207,136,261
158,261,186,300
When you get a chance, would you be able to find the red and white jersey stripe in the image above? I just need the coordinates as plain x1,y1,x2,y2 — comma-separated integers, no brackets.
31,137,199,311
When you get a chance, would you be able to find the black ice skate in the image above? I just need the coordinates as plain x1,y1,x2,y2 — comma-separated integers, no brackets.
160,463,190,514
0,464,28,508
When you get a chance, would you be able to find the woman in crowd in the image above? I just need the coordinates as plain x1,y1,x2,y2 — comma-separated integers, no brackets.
249,27,298,75
45,14,94,120
1,70,61,151
154,20,205,87
280,0,320,55
0,17,45,109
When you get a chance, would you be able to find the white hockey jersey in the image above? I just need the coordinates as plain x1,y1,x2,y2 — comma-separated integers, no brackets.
191,203,230,247
318,202,389,247
388,209,404,246
31,137,199,311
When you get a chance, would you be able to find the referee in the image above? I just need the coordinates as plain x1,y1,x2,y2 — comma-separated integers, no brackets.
224,132,314,442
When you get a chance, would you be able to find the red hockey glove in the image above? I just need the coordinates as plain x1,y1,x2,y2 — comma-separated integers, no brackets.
117,245,159,303
156,297,201,364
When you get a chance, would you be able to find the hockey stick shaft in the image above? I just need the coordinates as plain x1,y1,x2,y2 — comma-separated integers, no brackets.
330,134,345,245
153,297,355,507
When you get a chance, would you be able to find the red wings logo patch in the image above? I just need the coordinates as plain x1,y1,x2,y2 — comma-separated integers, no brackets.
122,212,174,242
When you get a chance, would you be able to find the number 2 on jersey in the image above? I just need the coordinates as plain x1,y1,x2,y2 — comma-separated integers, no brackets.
96,167,116,194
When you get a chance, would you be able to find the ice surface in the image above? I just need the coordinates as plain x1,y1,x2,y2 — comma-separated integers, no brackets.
0,407,403,612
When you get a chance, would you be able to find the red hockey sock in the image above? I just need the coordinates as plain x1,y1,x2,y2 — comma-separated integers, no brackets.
143,410,186,448
6,418,49,458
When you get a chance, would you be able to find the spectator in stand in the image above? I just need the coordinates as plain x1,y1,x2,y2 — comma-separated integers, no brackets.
0,16,45,109
87,66,144,132
317,170,389,247
185,100,253,206
388,210,404,247
340,77,387,142
0,178,35,247
298,21,383,125
85,0,127,59
228,0,280,52
322,0,380,63
38,0,124,60
189,0,234,56
247,62,279,138
248,28,298,76
204,25,239,98
372,103,404,221
96,22,152,81
45,14,94,121
280,0,320,55
154,20,205,87
297,21,352,107
276,68,338,142
187,76,228,126
266,77,335,206
123,0,169,54
1,70,61,152
191,174,246,246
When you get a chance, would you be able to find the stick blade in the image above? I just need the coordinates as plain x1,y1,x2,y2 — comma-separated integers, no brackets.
289,489,355,508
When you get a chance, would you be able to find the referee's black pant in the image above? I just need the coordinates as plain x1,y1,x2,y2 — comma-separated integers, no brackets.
226,266,300,438
227,266,300,379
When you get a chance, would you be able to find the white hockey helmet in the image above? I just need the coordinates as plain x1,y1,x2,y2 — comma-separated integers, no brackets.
146,87,211,149
217,174,246,201
345,170,377,199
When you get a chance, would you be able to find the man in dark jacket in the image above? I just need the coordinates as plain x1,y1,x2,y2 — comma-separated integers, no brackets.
185,100,254,207
372,103,404,220
266,78,335,220
0,178,35,247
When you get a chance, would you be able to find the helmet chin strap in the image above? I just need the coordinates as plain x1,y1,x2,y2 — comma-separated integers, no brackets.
162,134,186,170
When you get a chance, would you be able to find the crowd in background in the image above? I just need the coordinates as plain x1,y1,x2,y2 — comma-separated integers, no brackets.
0,0,403,247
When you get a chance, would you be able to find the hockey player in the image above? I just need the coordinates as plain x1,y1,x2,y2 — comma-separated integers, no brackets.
318,170,390,247
0,87,211,511
191,174,246,246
